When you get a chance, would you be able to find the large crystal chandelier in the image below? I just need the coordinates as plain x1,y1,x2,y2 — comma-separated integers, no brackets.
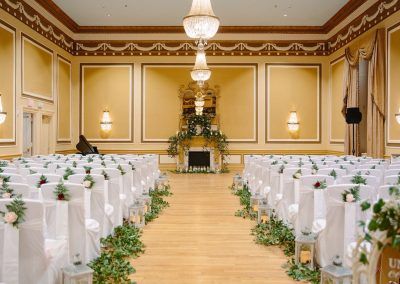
191,43,211,88
183,0,220,41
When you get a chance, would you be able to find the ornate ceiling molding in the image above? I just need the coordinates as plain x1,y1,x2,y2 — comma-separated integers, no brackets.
0,0,399,56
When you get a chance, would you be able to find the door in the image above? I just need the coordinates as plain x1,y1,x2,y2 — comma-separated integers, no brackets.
23,113,33,157
41,115,51,155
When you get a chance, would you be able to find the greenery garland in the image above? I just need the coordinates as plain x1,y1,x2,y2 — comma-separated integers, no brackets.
167,114,229,171
89,183,172,283
231,183,257,220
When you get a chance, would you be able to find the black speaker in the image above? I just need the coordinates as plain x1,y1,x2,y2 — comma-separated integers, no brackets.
345,107,362,124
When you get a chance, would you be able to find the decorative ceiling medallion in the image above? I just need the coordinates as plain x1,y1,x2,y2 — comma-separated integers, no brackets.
0,0,399,56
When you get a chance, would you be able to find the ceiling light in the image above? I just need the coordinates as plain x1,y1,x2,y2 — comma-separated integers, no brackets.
283,14,288,17
191,44,211,87
183,0,220,41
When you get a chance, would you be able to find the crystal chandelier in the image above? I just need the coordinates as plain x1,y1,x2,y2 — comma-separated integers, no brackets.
183,0,220,41
0,94,7,124
191,43,211,88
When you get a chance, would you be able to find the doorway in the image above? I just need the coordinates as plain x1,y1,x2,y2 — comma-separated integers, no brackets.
23,112,33,157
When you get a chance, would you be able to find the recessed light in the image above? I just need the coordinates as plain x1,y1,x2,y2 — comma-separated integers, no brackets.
283,14,288,17
106,13,111,17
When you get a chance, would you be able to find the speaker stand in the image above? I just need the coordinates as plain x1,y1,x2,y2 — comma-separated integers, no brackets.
352,123,356,156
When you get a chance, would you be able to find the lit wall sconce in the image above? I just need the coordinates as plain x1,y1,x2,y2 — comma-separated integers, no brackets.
287,111,300,132
396,109,400,124
0,94,7,125
100,110,112,132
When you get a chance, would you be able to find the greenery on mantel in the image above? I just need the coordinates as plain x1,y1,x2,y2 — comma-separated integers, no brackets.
167,114,229,172
230,184,320,283
89,184,172,283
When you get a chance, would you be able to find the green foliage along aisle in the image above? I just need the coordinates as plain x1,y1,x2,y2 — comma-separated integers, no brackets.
230,183,320,283
89,184,173,283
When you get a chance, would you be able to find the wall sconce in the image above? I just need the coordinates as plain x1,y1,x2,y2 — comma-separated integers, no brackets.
194,98,205,116
396,109,400,124
0,94,7,125
100,110,112,132
287,111,300,132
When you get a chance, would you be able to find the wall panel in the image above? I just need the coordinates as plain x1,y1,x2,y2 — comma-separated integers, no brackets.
388,25,400,145
22,35,53,101
266,64,320,142
81,64,133,142
330,57,346,143
0,21,15,143
57,56,71,142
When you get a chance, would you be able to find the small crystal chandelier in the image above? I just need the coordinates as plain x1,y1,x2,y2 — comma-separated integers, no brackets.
183,0,220,41
0,94,7,125
191,43,211,88
100,110,112,132
287,111,300,132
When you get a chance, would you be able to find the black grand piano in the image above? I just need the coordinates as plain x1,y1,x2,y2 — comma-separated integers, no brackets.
76,135,99,155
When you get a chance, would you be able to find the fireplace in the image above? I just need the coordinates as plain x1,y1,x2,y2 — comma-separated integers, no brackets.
188,151,210,167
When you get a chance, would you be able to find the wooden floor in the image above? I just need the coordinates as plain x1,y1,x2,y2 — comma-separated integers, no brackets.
131,173,295,284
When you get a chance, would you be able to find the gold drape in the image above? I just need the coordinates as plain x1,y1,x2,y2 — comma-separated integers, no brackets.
342,29,385,157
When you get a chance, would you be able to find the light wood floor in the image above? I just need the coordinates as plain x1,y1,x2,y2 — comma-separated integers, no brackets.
131,173,296,284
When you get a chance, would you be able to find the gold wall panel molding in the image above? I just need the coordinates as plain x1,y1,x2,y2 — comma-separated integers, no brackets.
22,34,54,102
266,64,321,143
387,22,400,146
80,64,134,143
1,0,399,56
56,55,72,143
0,20,16,144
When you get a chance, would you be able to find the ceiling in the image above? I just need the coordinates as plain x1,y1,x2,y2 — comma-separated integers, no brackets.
51,0,349,27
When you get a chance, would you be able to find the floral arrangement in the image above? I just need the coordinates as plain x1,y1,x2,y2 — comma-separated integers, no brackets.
0,182,14,198
370,165,376,169
72,161,77,168
53,181,70,201
29,169,37,175
341,185,360,203
128,162,135,171
63,167,75,180
167,114,229,172
87,157,94,163
293,169,302,179
311,164,319,173
0,168,3,173
0,175,10,185
351,174,367,185
279,165,285,174
43,161,51,168
101,161,106,167
83,166,92,174
271,160,278,165
101,170,110,181
83,175,95,189
329,169,337,180
36,174,48,188
313,180,327,190
0,161,8,167
0,198,26,228
117,165,126,176
359,188,400,264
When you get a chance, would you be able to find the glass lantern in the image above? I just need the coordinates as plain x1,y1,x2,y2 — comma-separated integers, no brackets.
320,256,352,284
295,232,317,269
129,201,146,228
233,174,244,190
63,264,93,284
257,199,270,224
250,195,265,212
141,193,152,214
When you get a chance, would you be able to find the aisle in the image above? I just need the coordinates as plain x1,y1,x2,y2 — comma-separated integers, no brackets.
132,173,295,283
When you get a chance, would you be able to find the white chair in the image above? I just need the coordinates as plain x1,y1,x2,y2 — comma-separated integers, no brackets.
339,174,379,189
0,167,18,174
26,173,63,199
6,183,31,198
41,183,100,263
383,175,400,185
56,167,86,180
317,168,346,182
0,173,24,183
378,185,399,200
384,169,400,177
68,174,114,237
0,199,68,283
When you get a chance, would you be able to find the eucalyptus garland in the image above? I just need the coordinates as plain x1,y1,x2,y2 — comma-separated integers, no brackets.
167,114,229,171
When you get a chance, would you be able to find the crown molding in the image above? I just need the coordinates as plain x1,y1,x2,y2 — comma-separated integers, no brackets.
1,0,399,56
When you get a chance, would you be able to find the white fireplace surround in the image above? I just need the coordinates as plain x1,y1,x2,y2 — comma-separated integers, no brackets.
183,147,215,170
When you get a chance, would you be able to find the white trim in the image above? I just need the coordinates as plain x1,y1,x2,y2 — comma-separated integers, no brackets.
142,64,258,143
387,24,400,145
266,64,320,142
0,22,16,144
329,57,345,144
81,64,133,142
21,36,54,101
56,56,72,142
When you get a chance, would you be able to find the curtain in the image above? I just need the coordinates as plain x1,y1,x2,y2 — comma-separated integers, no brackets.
342,29,385,157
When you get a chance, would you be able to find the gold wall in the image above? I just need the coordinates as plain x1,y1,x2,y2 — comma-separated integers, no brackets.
330,58,346,143
267,64,320,142
0,21,15,143
22,36,53,101
388,25,400,145
57,56,71,142
81,64,133,142
142,65,256,142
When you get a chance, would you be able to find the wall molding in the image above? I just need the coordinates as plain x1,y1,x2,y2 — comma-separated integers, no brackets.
0,0,399,56
56,55,72,143
0,19,16,145
265,63,322,143
79,63,134,143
